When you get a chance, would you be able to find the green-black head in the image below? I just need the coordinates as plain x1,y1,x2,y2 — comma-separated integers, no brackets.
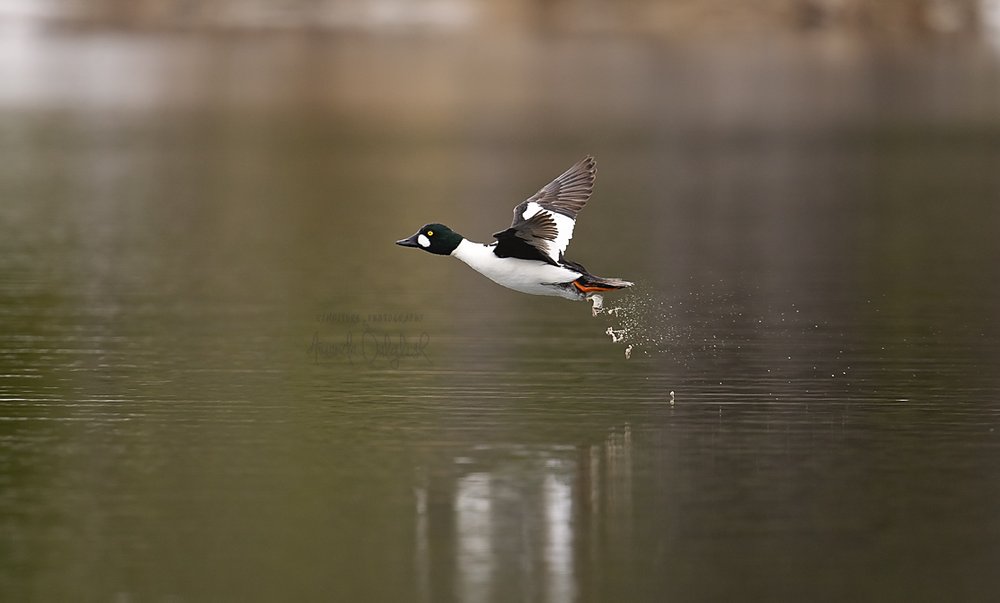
395,223,463,256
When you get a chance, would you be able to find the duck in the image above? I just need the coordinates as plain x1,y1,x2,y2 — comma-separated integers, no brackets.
395,156,632,315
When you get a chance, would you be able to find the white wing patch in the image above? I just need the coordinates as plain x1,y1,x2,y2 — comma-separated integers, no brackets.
522,201,576,263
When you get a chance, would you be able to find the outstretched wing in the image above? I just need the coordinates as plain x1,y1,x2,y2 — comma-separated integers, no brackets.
492,211,560,265
493,156,596,264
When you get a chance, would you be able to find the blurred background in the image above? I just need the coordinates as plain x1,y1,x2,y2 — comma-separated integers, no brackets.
4,0,1000,36
1,1,999,602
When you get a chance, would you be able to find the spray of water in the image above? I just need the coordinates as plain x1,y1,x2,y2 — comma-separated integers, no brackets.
595,283,740,361
595,282,865,396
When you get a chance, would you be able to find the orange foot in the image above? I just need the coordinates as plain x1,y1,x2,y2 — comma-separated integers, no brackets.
572,280,616,293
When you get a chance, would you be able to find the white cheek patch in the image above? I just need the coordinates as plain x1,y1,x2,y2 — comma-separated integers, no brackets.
417,234,431,248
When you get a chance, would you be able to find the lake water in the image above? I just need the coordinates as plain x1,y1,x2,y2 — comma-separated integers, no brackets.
1,28,999,601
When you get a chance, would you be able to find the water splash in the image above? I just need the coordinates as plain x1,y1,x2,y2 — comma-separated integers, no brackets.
595,283,739,361
594,283,867,395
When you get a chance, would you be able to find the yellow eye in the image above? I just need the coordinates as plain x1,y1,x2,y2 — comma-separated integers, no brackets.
427,230,434,236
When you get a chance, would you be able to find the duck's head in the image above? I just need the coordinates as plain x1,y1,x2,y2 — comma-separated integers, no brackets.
396,223,462,256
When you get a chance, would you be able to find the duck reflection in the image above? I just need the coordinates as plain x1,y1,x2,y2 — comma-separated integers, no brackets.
454,472,495,601
543,472,574,603
413,425,633,603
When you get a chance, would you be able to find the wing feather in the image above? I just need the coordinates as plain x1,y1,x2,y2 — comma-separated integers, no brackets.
492,212,560,264
499,156,596,263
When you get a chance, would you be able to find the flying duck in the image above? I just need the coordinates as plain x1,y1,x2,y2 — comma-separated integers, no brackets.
395,156,632,314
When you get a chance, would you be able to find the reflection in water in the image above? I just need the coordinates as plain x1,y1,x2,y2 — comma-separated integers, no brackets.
603,424,633,529
454,472,495,602
414,481,430,603
581,425,635,594
543,472,574,603
416,427,634,602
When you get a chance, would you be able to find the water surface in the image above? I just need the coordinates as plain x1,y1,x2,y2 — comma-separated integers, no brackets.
1,29,999,601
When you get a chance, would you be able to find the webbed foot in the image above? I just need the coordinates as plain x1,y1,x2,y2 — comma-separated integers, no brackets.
588,294,604,317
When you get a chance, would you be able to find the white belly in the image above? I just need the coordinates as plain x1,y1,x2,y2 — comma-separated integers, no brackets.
451,240,582,299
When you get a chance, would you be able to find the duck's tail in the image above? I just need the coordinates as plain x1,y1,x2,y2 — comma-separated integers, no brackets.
571,274,634,294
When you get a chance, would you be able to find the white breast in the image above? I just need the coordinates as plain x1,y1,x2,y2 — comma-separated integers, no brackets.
451,240,581,298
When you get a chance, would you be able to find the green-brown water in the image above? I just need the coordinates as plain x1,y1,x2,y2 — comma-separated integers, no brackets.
1,29,999,601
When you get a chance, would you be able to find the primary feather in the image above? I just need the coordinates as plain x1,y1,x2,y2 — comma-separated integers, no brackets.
493,155,596,264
